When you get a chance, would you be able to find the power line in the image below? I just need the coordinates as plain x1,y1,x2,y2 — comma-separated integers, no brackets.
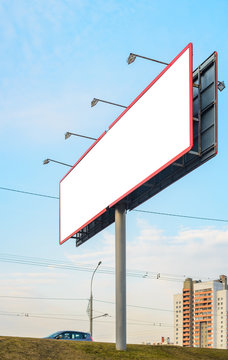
0,312,106,323
1,185,227,223
0,253,215,282
1,297,223,320
0,310,89,317
132,209,228,223
0,186,58,199
0,253,187,281
0,295,88,301
0,295,173,313
94,299,173,313
0,310,175,328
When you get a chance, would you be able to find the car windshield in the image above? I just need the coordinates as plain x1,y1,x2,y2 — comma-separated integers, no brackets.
47,331,62,338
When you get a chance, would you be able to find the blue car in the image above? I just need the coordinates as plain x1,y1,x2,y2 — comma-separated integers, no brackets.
45,330,93,341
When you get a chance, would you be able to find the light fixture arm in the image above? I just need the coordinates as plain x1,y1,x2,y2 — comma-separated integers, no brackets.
43,159,72,167
91,98,127,109
65,132,97,141
128,52,169,66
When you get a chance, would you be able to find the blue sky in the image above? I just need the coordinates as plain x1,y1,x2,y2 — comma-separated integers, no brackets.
0,0,228,344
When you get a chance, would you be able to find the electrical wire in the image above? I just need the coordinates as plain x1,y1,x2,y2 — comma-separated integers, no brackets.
94,299,173,313
0,295,173,313
1,185,227,223
0,295,88,301
0,297,222,322
132,209,228,223
0,310,176,328
0,186,58,199
0,253,215,282
0,253,188,282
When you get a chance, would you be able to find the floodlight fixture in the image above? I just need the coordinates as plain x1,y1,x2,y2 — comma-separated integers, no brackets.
127,52,169,66
91,98,99,107
65,132,71,140
127,53,136,64
218,81,225,92
65,131,97,141
43,158,72,167
91,98,127,109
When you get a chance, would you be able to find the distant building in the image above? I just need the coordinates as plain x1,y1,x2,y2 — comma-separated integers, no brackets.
174,275,228,349
151,337,173,346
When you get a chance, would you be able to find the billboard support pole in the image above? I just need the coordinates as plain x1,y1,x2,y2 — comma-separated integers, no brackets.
115,203,126,351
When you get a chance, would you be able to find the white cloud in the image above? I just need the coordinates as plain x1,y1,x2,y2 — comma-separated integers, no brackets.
126,220,228,280
65,230,115,266
64,220,228,279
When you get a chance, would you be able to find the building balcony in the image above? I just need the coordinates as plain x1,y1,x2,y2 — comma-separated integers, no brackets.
194,290,212,295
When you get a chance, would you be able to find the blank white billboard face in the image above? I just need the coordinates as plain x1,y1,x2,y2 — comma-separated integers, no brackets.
60,43,193,244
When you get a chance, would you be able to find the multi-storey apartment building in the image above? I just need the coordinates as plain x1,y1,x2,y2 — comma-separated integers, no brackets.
173,293,183,346
173,275,228,349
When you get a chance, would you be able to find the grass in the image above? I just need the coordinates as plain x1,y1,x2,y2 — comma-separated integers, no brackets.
0,336,228,360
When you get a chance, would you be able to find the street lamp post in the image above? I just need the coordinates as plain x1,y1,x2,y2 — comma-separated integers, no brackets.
90,261,102,337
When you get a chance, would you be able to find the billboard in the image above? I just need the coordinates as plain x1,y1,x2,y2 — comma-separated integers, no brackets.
59,43,193,245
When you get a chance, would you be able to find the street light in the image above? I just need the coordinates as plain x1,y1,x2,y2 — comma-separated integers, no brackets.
91,98,127,109
90,261,102,337
43,158,72,167
127,52,169,66
65,132,97,141
127,53,136,64
218,81,225,92
91,98,99,107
